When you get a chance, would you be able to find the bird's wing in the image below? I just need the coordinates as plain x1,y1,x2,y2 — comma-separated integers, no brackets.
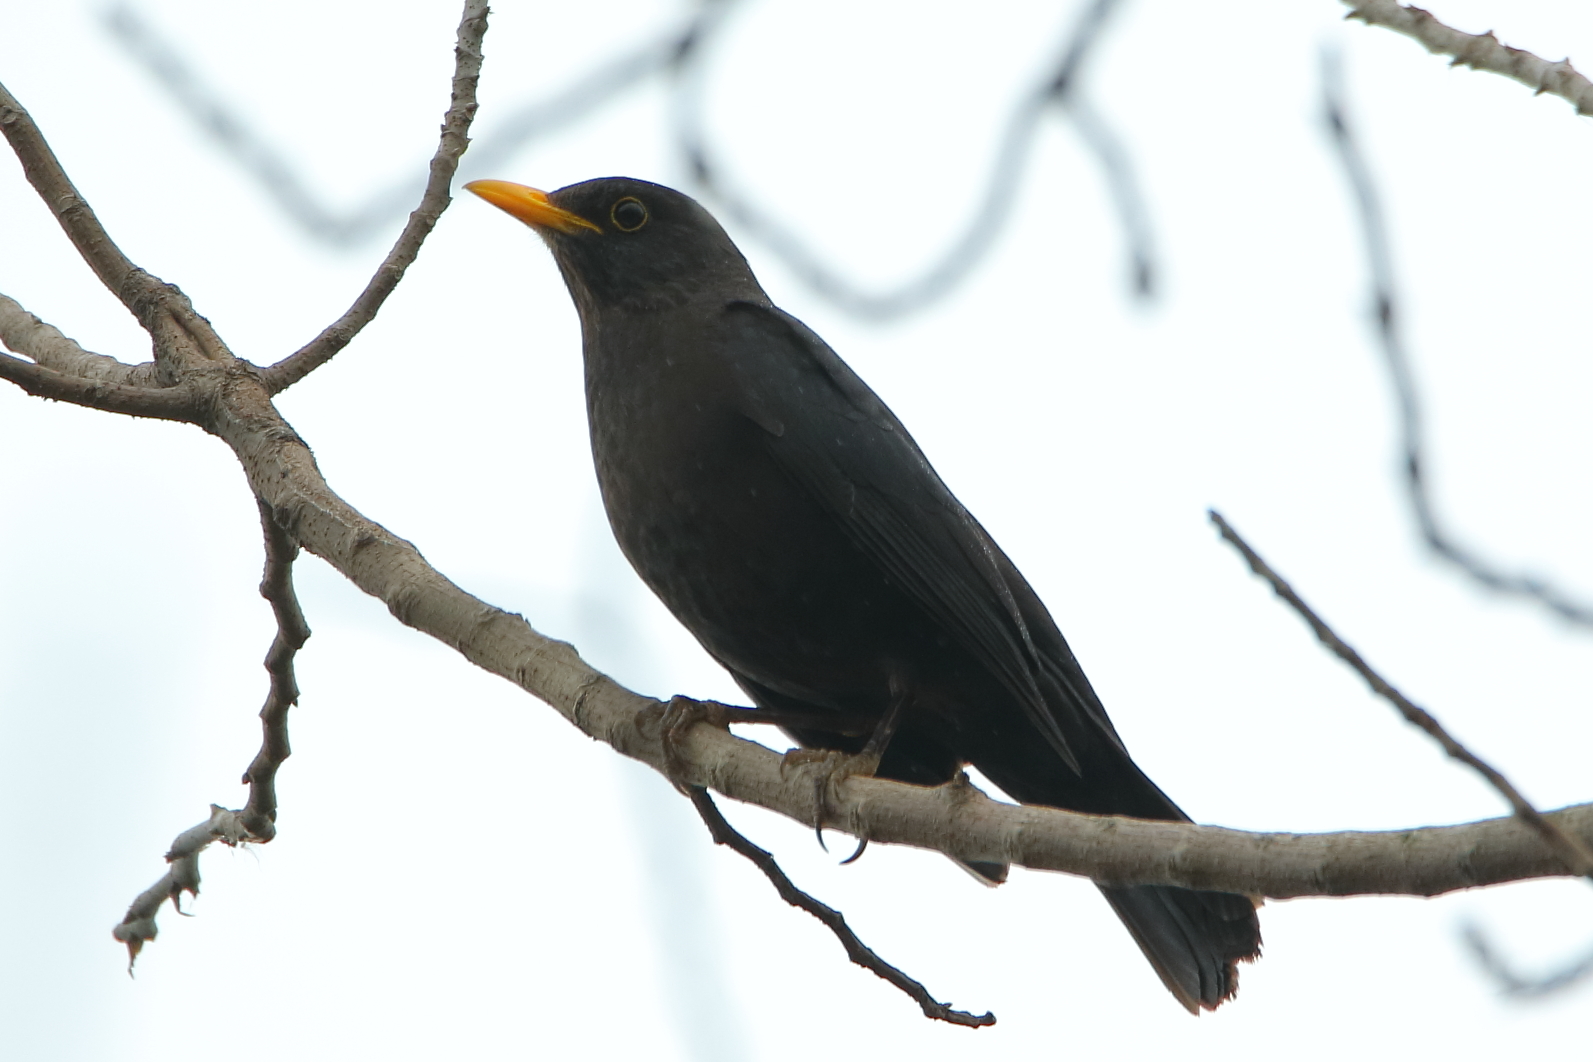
720,300,1112,772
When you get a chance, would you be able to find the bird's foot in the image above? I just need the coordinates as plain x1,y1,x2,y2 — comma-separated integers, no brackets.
657,695,730,790
778,747,880,856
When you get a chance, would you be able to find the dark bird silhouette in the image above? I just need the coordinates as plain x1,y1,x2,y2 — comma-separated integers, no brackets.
467,175,1261,1012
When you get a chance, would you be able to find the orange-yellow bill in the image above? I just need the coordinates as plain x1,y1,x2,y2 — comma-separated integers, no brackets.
464,179,601,234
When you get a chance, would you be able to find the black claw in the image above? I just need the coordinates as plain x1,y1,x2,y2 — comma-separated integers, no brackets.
840,838,868,865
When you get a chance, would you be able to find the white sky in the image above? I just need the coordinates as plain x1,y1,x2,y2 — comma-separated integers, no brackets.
3,1,1592,1058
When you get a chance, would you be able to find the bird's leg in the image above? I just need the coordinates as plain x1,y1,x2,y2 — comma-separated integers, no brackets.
857,681,911,770
835,688,912,864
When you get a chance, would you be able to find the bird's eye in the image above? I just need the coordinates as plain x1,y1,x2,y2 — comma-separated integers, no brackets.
611,197,648,232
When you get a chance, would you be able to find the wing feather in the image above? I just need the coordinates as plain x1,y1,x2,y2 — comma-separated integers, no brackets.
721,300,1100,772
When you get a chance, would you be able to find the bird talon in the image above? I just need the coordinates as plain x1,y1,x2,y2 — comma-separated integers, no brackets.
840,837,869,865
778,748,881,849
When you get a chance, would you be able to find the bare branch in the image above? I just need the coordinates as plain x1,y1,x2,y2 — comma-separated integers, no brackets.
0,292,159,385
100,0,695,246
0,299,196,421
0,83,152,310
239,500,310,839
1463,923,1593,998
1063,92,1156,298
672,0,1153,318
111,805,253,967
1342,0,1593,116
0,349,194,421
1,79,240,386
107,0,1153,316
112,500,312,962
259,0,488,394
1321,51,1593,626
1209,509,1593,880
687,786,994,1028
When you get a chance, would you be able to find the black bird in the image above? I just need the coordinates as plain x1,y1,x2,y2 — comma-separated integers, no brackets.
467,176,1261,1012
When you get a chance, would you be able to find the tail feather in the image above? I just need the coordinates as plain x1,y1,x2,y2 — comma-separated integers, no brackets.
1099,884,1262,1013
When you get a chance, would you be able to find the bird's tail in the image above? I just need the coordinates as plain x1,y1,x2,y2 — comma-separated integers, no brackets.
1098,883,1261,1013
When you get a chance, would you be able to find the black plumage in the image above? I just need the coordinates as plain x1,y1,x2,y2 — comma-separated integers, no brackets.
467,175,1261,1012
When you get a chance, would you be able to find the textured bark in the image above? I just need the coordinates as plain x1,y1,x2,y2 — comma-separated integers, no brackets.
1344,0,1593,117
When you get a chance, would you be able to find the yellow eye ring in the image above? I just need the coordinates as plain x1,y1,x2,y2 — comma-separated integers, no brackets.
610,197,648,232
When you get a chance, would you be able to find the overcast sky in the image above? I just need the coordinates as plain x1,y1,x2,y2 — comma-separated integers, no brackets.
3,1,1593,1058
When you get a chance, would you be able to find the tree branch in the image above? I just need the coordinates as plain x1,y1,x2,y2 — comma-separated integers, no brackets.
687,786,994,1028
1321,48,1593,626
1342,0,1593,117
671,0,1155,318
0,291,192,418
258,0,488,394
239,499,310,840
1209,509,1593,880
112,499,312,963
0,346,195,422
111,805,253,967
1462,922,1593,998
0,85,146,305
4,0,1590,977
0,348,195,420
0,292,160,385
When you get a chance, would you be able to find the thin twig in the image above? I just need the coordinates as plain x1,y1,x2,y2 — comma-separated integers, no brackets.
1462,922,1593,998
1062,93,1155,297
1209,508,1593,880
239,499,311,840
1342,0,1593,116
111,805,253,968
112,502,313,965
260,0,489,394
1322,51,1593,627
686,785,995,1028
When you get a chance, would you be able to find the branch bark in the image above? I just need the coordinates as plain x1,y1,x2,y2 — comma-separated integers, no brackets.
0,292,160,385
1343,0,1593,116
0,345,196,421
259,0,487,393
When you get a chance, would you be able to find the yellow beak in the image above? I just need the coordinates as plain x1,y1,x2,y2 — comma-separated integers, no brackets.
464,179,602,235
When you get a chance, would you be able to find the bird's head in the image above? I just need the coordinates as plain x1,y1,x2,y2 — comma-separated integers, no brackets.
465,176,766,315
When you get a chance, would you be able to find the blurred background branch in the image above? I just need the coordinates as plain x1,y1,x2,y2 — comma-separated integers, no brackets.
100,0,1156,318
1322,47,1593,625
